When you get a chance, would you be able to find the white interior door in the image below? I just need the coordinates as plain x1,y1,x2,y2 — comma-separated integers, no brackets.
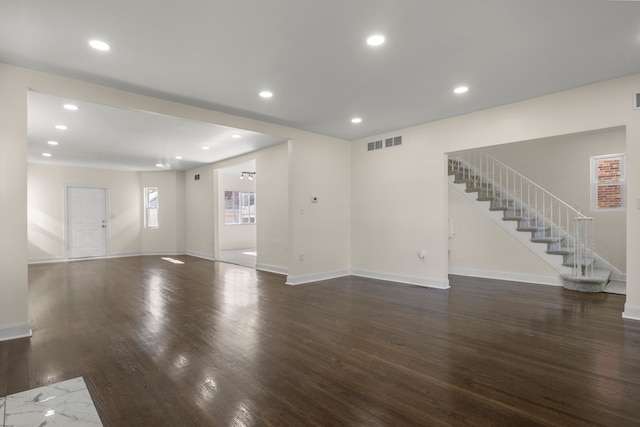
67,187,107,258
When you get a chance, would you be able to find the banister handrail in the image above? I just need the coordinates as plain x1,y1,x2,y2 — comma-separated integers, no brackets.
449,150,595,278
479,154,585,220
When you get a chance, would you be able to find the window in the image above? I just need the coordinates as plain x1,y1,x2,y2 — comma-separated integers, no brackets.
591,154,625,210
224,191,256,224
144,187,159,228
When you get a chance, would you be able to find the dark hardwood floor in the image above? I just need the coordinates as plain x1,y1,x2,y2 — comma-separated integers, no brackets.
1,256,639,426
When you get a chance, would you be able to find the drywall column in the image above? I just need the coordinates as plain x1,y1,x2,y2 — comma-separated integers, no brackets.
0,66,31,340
624,122,640,320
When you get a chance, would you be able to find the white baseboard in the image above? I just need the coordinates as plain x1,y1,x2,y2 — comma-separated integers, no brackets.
256,263,288,275
286,269,351,285
0,322,32,342
449,267,563,287
352,269,450,289
28,256,67,264
623,304,640,321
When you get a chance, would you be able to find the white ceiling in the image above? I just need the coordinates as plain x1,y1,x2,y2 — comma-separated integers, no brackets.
27,91,281,171
2,0,640,171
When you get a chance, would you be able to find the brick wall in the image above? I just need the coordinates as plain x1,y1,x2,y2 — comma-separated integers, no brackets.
596,158,622,209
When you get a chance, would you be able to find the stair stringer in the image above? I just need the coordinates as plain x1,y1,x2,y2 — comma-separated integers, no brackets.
449,175,572,281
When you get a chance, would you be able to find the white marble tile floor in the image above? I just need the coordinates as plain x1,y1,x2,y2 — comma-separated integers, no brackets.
1,377,102,426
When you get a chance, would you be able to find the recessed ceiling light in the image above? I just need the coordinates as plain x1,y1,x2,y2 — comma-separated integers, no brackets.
155,163,163,168
175,156,183,160
366,34,385,46
232,134,241,139
351,117,362,124
89,39,111,51
259,90,273,99
47,141,59,145
202,146,210,150
55,125,67,130
63,104,78,111
42,153,52,157
454,86,469,94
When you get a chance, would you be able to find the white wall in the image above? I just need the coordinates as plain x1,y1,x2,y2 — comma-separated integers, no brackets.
28,163,142,261
448,186,560,283
255,142,289,273
287,136,351,283
140,170,185,255
352,74,640,319
351,135,448,287
0,67,29,340
184,165,215,259
184,142,290,273
483,127,626,273
4,63,640,342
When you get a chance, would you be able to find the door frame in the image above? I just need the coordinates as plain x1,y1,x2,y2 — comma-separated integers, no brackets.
64,185,110,259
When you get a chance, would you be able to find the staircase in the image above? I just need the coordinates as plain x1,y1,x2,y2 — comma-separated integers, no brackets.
448,153,613,292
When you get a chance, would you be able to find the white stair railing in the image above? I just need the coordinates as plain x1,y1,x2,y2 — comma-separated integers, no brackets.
449,151,594,278
573,216,594,278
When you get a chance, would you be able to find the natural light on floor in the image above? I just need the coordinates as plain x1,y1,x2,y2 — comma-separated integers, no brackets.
161,257,185,264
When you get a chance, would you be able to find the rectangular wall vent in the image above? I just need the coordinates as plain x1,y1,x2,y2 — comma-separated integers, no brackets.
635,92,640,110
366,136,403,152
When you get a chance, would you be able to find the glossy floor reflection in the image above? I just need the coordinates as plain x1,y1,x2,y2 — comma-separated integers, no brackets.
217,248,257,268
1,377,102,426
2,257,639,425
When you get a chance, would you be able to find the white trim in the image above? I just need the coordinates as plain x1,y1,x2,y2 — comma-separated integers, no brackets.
256,263,288,275
351,269,450,289
0,322,32,342
286,269,351,285
448,267,563,286
28,256,67,264
623,304,640,321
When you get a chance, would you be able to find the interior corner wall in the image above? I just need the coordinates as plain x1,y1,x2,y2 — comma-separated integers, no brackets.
28,163,142,261
351,74,640,313
184,165,215,259
141,170,185,255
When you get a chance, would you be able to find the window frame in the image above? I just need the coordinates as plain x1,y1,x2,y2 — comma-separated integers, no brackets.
144,187,159,228
224,190,256,225
590,153,626,211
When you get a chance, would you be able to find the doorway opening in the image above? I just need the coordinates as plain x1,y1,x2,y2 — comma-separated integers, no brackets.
216,160,257,268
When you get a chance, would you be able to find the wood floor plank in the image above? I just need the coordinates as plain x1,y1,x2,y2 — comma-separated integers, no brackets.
1,257,639,426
